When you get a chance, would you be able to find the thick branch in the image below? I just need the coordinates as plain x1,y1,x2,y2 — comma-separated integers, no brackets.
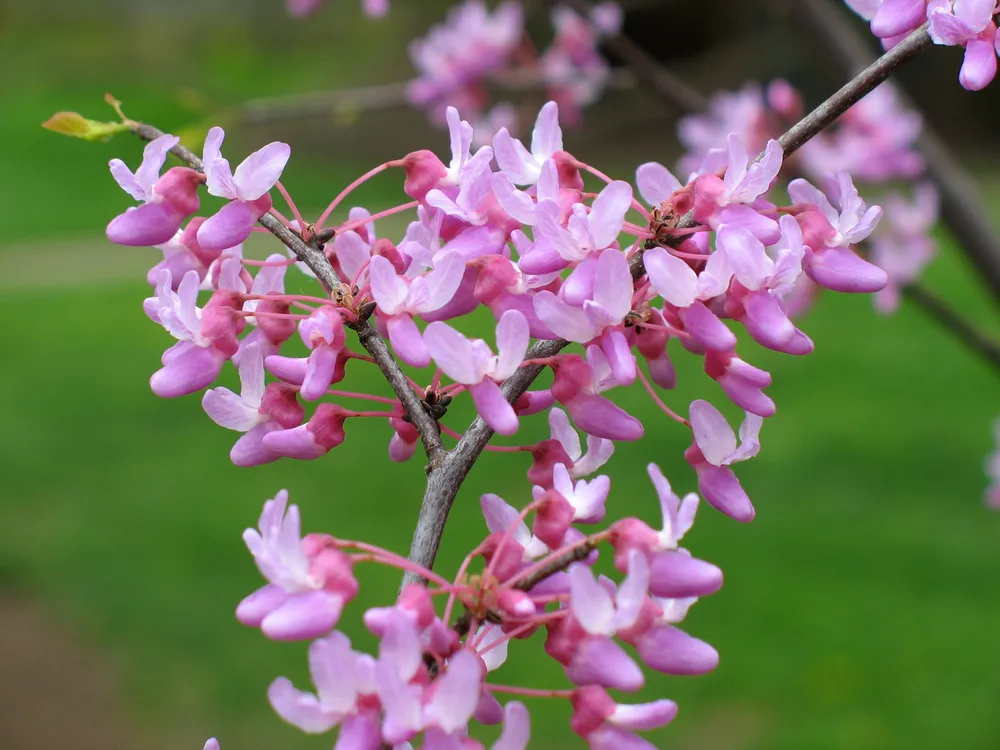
785,0,1000,308
402,20,938,582
129,122,446,464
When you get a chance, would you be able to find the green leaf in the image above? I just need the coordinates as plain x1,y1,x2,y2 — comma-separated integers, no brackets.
41,111,130,142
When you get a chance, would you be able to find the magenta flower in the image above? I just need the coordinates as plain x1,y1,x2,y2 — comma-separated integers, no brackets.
143,268,230,397
494,101,564,185
927,0,999,89
269,631,383,750
481,493,551,560
548,407,615,477
570,686,677,750
107,134,204,247
424,310,530,435
535,181,633,262
685,400,762,522
546,462,610,523
197,127,291,251
202,342,291,467
370,251,467,366
789,172,888,293
237,490,358,640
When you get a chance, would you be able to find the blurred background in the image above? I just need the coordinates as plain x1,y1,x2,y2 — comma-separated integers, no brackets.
1,1,999,749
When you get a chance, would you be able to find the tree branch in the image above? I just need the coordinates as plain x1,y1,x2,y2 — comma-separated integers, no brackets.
784,0,1000,309
128,122,447,464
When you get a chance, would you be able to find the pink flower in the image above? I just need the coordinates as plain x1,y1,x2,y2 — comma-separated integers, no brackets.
549,347,644,441
870,183,939,313
548,407,615,477
535,181,633,262
370,251,467,366
494,101,564,185
143,268,231,397
570,686,677,750
685,400,762,522
237,491,358,640
107,134,204,247
424,310,530,435
197,127,291,251
269,631,381,739
202,342,299,467
789,172,888,293
928,0,999,89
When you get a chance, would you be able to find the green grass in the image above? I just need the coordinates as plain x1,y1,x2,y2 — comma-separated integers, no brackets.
1,231,999,750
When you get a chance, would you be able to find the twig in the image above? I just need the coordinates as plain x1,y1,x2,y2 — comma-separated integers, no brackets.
784,0,1000,308
403,20,937,585
128,122,447,465
902,284,1000,371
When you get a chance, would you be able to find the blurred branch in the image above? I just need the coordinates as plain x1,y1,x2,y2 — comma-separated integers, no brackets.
902,285,1000,371
782,0,1000,310
128,121,448,466
238,70,636,127
404,21,936,584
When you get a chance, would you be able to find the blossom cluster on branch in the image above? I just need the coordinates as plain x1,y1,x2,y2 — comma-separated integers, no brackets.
92,92,897,748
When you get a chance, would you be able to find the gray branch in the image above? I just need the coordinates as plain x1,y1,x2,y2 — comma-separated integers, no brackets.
129,122,447,464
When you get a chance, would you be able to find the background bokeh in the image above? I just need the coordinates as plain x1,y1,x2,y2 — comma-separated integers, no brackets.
1,2,998,749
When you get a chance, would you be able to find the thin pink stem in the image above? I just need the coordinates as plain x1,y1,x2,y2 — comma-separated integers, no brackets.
246,293,335,306
349,553,454,586
572,160,651,219
237,310,309,321
326,389,399,405
274,180,307,231
635,366,689,425
267,207,294,228
346,410,397,419
241,256,298,267
443,544,485,625
335,540,452,587
484,684,574,699
316,162,393,229
337,201,419,234
485,499,541,580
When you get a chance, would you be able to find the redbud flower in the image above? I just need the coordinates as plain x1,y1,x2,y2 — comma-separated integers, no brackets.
493,101,564,185
197,127,291,251
203,740,220,750
570,686,677,750
238,491,358,640
425,310,530,435
870,183,939,313
107,134,204,247
548,407,614,477
928,0,999,89
143,268,230,397
535,181,633,262
481,493,551,560
685,400,762,522
371,251,467,366
789,172,888,293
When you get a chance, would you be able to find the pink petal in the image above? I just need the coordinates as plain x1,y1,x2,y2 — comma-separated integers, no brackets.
150,343,225,397
644,248,698,308
805,247,889,293
636,162,681,206
534,291,599,343
960,37,998,90
567,637,644,691
236,584,287,627
262,424,328,460
678,302,737,351
107,202,184,247
612,551,650,631
494,310,530,380
268,677,338,733
424,321,480,383
387,315,430,368
135,134,180,194
425,650,483,732
233,141,291,200
370,255,409,315
696,464,755,522
470,379,519,436
718,225,772,290
492,701,531,750
531,101,563,161
492,172,537,225
493,128,535,184
741,292,795,350
334,711,381,750
202,387,261,431
261,590,345,640
648,550,724,598
689,399,737,465
636,625,719,675
300,345,339,401
592,249,633,322
608,699,679,731
231,422,283,467
310,633,359,712
871,0,928,37
198,200,257,251
567,394,644,442
569,563,616,634
588,181,633,249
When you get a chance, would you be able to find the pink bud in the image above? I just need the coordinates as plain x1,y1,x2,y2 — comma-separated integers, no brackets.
479,532,526,582
527,439,575,489
402,149,448,201
259,382,304,428
533,489,575,549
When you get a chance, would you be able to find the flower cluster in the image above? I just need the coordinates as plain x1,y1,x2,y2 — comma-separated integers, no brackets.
103,98,891,748
109,101,887,519
237,470,719,750
677,79,937,314
406,1,622,137
845,0,1000,90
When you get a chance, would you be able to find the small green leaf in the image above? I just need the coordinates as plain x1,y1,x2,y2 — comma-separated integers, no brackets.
42,111,130,142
